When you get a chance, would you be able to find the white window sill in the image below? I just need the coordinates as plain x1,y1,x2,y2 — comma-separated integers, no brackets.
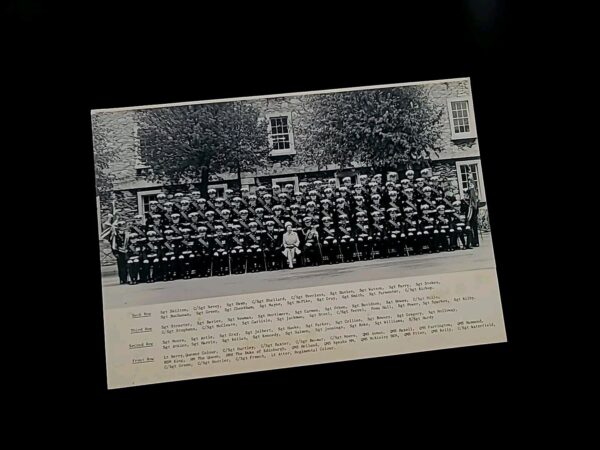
451,132,477,140
270,150,297,156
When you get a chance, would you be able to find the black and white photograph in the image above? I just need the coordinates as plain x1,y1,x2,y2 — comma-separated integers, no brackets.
93,78,494,309
12,0,559,419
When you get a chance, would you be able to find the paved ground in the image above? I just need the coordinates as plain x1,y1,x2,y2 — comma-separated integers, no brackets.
102,233,495,309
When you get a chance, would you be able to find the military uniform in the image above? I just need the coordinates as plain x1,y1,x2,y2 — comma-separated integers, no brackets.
112,226,129,284
352,196,368,224
333,198,351,223
301,218,321,266
322,188,336,204
419,209,438,253
307,190,321,207
161,203,176,222
177,229,197,279
414,178,427,200
252,209,267,229
419,187,438,214
211,228,230,276
370,212,386,258
386,209,406,257
293,192,306,207
205,190,218,211
263,223,281,270
402,208,421,255
177,200,194,221
189,191,203,212
369,195,385,224
401,190,419,213
259,195,276,217
450,201,472,250
187,213,203,235
143,232,163,282
320,217,340,264
229,227,249,274
336,215,356,262
165,214,184,236
462,189,480,247
298,182,309,196
155,193,168,215
428,177,445,203
382,182,395,207
203,212,219,234
129,216,147,238
399,179,412,194
287,209,305,232
145,201,161,224
246,197,260,218
126,234,144,284
239,188,251,208
223,189,235,210
146,215,165,237
354,214,373,260
386,192,402,220
246,223,266,272
194,228,213,277
320,199,334,223
270,209,287,235
160,230,180,280
193,199,210,219
435,207,453,252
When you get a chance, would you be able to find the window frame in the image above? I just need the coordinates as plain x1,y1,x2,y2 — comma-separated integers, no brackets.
455,159,486,202
266,112,296,156
447,97,477,140
137,189,163,216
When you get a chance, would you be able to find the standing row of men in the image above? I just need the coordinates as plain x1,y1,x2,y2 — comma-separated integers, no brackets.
102,169,481,285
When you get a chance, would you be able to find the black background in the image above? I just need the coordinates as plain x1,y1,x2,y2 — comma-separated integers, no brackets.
6,1,564,427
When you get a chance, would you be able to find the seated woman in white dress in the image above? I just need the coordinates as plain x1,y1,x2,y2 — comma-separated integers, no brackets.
282,222,301,269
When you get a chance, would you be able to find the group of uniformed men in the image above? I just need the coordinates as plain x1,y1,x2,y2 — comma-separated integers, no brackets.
103,169,481,285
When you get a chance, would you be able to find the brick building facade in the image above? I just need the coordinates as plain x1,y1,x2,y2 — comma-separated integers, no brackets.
95,79,487,263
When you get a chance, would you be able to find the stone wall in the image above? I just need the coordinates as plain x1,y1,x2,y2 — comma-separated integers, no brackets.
427,79,480,160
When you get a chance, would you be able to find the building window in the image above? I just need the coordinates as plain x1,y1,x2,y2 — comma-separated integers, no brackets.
451,101,470,133
455,160,486,202
447,97,477,139
137,189,163,216
272,176,299,192
271,116,290,150
267,113,296,155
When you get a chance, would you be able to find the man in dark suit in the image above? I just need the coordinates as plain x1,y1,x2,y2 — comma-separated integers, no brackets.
461,184,480,247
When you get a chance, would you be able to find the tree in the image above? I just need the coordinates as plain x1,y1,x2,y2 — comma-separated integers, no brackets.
302,85,444,174
137,101,269,190
91,112,131,198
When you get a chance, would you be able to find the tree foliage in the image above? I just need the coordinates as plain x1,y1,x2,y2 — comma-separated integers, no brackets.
137,101,269,186
302,86,444,171
91,112,129,197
